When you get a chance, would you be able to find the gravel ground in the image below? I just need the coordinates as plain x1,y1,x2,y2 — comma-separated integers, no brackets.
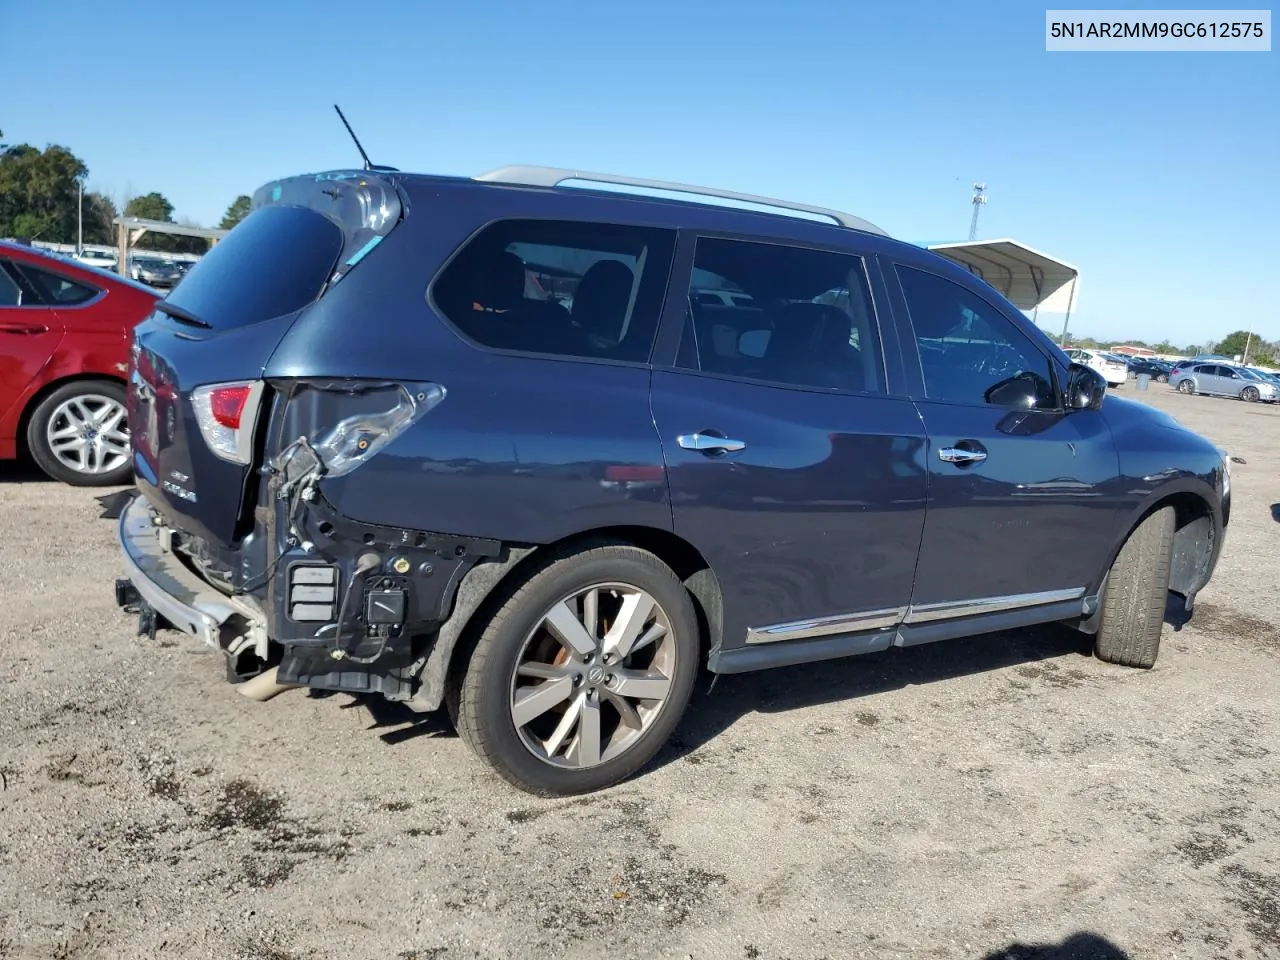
1,385,1278,960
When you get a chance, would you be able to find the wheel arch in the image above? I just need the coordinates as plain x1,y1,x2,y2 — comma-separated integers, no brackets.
16,372,127,455
1094,487,1220,603
412,524,722,713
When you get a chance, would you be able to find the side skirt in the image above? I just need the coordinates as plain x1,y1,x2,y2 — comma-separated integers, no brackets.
712,589,1096,675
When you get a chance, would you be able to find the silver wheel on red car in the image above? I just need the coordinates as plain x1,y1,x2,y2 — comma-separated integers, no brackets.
25,379,132,487
452,543,699,796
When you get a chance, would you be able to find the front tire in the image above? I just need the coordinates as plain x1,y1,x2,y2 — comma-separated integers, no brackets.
453,543,700,796
25,380,132,487
1242,386,1260,402
1094,505,1175,669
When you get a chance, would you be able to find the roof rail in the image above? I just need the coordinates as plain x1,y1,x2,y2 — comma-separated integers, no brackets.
474,165,887,236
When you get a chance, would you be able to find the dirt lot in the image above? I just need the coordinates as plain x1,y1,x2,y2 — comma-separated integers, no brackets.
1,385,1278,960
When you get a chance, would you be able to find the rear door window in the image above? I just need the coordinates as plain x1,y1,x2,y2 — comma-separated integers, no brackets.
163,204,343,330
0,262,24,306
675,237,885,394
0,259,46,307
431,219,676,363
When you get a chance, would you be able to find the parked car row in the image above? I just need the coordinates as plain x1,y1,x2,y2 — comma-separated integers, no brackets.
68,250,197,290
1170,361,1280,402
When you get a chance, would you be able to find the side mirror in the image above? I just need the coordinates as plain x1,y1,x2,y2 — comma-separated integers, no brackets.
1066,362,1107,411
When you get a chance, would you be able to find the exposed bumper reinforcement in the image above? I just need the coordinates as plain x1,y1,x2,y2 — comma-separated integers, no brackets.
117,494,267,655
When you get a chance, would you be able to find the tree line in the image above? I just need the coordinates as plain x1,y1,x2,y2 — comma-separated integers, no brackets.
1056,330,1275,366
0,129,250,254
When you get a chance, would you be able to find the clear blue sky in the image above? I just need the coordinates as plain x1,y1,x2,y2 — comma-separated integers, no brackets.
1,0,1275,346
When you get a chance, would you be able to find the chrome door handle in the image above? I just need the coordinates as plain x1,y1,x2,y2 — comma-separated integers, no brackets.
938,446,987,464
677,432,746,454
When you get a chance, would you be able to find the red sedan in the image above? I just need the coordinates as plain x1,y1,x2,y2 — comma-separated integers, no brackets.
0,241,161,485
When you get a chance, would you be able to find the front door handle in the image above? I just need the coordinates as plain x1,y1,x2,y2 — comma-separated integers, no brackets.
0,323,49,335
938,446,987,464
677,432,746,454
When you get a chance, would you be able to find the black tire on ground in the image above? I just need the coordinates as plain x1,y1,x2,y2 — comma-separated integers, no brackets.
1157,374,1168,383
25,380,132,487
1177,380,1194,394
1242,386,1260,402
1094,505,1175,669
451,542,700,796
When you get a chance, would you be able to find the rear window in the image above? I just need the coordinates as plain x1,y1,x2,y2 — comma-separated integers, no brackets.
163,205,342,329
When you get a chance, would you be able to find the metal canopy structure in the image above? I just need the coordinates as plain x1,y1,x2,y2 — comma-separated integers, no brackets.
112,216,229,279
922,238,1080,340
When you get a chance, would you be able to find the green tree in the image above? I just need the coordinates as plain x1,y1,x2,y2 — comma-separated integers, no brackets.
83,191,117,245
122,192,205,254
220,195,251,230
124,191,174,223
0,141,88,242
1214,330,1265,360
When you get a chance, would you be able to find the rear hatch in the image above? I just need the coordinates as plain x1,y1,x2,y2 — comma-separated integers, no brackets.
128,171,404,546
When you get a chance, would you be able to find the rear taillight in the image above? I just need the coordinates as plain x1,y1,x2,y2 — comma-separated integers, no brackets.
192,380,263,464
209,384,251,428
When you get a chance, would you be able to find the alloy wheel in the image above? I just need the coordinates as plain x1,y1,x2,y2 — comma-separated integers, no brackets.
1242,387,1259,402
45,394,130,477
509,582,677,769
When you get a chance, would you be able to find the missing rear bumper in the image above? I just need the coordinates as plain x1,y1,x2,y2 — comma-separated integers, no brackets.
116,494,268,658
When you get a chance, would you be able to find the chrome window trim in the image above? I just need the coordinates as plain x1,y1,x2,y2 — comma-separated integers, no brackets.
746,587,1087,644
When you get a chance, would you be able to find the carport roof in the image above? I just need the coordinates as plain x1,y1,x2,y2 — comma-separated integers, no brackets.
918,238,1079,313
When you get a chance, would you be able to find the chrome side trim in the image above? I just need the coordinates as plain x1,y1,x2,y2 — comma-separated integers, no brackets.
903,587,1086,624
746,607,906,645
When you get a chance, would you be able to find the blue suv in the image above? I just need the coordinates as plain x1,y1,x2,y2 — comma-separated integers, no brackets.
115,165,1230,795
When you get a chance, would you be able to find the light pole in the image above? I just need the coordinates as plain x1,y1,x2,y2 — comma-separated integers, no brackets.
76,176,84,255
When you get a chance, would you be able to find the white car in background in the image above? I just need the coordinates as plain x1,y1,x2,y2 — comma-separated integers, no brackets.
1065,348,1128,387
74,250,118,272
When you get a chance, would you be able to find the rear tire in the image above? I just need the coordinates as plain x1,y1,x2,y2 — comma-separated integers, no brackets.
26,380,132,487
1094,505,1175,669
453,542,700,796
1177,380,1194,394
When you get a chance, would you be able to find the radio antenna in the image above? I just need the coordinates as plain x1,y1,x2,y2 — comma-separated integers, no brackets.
334,104,373,170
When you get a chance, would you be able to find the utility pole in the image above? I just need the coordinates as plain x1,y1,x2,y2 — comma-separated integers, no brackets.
76,177,84,255
968,183,987,241
1242,331,1253,365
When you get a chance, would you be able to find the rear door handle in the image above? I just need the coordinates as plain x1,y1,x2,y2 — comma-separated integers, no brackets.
0,323,49,335
938,446,987,464
677,432,746,454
